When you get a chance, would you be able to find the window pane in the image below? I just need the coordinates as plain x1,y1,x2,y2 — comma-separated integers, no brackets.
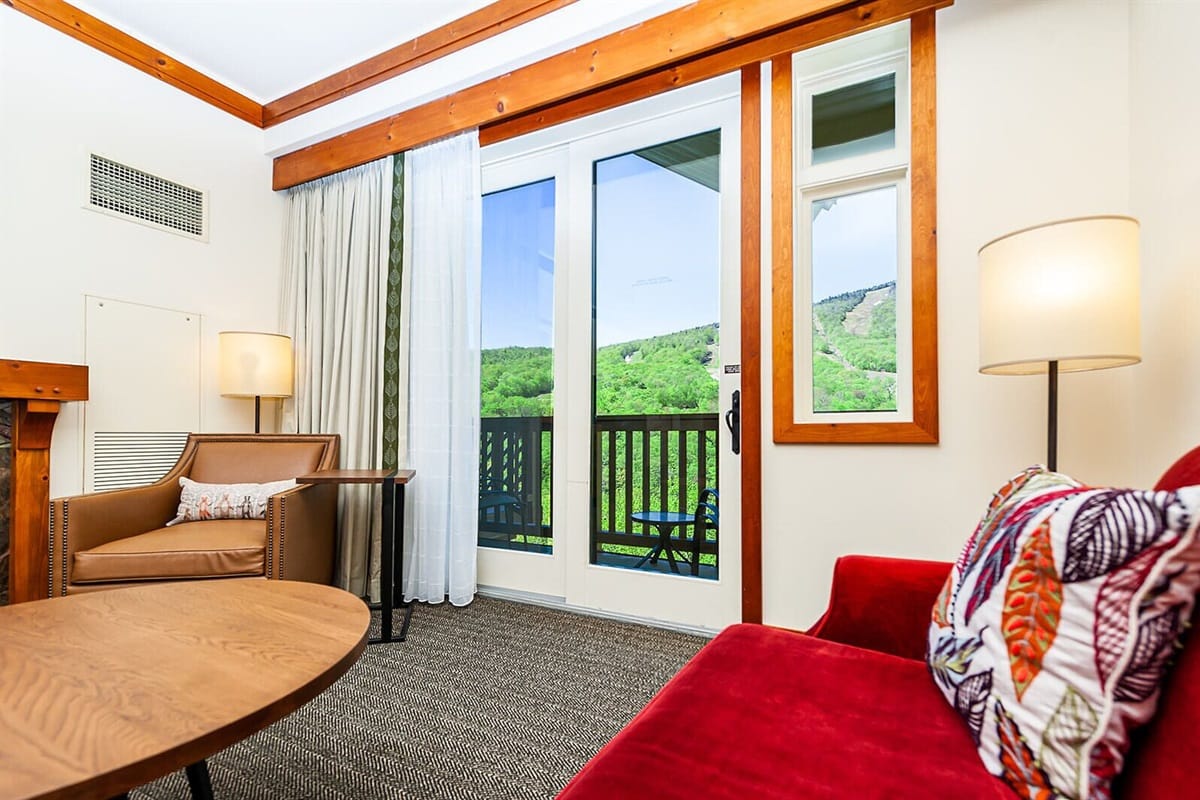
810,185,898,413
812,73,896,164
591,129,721,580
479,178,555,553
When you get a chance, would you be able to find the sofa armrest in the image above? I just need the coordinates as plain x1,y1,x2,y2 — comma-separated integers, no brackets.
266,483,338,584
805,555,952,661
50,480,182,596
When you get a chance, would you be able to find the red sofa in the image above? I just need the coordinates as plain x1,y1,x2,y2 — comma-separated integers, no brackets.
557,448,1200,799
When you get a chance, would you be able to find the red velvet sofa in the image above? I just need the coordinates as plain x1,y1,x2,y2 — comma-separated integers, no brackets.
557,448,1200,799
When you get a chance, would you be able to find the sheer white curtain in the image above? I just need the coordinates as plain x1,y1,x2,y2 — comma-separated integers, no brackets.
402,131,482,606
280,158,391,599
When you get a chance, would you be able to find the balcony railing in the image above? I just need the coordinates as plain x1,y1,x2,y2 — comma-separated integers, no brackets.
592,414,719,568
478,414,719,574
479,416,552,552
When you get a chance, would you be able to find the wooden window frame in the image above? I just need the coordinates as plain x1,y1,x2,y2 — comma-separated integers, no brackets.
771,13,937,444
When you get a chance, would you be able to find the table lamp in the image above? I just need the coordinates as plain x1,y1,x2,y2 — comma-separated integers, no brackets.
218,331,294,433
978,215,1141,471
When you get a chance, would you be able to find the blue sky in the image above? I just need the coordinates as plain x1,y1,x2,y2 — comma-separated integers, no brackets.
481,153,720,350
481,179,556,349
810,184,898,303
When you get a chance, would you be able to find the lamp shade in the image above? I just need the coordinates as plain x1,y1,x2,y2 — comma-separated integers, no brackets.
979,215,1141,375
218,331,293,398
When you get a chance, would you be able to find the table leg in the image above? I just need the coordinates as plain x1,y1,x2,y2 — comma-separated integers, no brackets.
185,761,214,800
662,524,680,574
395,482,414,641
371,476,396,644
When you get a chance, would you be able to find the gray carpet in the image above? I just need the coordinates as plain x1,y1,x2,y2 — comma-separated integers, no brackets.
133,597,706,800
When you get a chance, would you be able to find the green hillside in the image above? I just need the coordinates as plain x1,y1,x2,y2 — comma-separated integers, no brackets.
481,324,719,417
812,282,897,412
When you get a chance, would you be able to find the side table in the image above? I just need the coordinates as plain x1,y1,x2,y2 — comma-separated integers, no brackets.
297,468,416,644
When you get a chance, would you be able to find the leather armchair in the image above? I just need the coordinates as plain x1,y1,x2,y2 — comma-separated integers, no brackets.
49,433,339,596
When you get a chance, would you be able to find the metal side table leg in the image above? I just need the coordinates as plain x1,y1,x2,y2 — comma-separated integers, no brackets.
371,474,396,644
394,481,414,642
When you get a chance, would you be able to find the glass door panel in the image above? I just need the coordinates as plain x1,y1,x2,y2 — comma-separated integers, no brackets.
479,178,556,553
591,129,722,581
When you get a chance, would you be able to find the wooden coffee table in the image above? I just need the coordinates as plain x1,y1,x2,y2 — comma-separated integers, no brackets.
0,579,369,800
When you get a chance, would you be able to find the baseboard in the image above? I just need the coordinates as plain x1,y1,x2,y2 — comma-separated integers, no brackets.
477,585,719,638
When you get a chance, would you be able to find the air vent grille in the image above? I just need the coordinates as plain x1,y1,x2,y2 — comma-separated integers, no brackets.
92,431,189,492
88,154,206,239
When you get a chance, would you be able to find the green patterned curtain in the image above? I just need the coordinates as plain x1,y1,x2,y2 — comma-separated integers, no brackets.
382,154,405,471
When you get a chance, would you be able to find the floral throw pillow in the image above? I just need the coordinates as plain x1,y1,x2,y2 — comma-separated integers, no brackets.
166,476,296,526
927,466,1200,800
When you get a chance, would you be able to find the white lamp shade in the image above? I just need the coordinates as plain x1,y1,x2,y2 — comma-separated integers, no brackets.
979,215,1141,376
218,332,294,398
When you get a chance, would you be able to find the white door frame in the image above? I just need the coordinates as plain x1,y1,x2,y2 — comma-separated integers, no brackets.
479,76,742,631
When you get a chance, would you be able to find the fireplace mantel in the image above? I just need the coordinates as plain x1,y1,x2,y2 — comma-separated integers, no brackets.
1,359,88,603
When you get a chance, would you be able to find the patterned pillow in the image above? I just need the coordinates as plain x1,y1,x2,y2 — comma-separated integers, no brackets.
927,466,1200,800
166,476,297,526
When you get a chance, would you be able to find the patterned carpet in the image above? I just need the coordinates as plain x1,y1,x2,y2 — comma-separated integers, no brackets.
133,597,706,800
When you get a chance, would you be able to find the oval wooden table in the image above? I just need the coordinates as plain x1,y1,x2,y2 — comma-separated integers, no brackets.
0,579,370,800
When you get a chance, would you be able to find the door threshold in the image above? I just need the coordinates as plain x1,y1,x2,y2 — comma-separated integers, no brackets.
477,585,719,639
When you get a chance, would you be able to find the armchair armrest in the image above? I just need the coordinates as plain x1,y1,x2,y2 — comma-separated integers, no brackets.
805,555,951,661
49,479,181,596
266,482,338,584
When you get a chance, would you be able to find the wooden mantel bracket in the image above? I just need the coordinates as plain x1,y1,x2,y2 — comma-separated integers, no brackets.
2,359,88,603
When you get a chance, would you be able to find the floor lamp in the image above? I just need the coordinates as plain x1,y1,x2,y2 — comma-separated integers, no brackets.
978,216,1141,472
218,331,294,433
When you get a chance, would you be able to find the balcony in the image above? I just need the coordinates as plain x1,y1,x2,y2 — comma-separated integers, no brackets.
478,414,719,578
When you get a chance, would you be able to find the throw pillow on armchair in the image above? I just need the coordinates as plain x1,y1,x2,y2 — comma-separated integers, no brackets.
927,466,1200,799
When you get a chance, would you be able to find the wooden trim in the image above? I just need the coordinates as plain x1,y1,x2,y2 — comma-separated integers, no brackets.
273,0,903,189
739,64,763,624
2,360,88,603
770,55,797,442
263,0,578,127
5,0,263,126
481,0,951,148
770,14,939,444
0,359,88,401
908,10,939,441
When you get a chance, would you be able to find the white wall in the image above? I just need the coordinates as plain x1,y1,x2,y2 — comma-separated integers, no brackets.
1128,0,1200,483
761,0,1147,629
0,10,285,497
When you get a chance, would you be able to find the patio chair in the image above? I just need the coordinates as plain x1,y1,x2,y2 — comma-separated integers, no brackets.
690,487,718,577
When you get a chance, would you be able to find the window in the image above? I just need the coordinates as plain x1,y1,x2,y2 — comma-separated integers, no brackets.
772,18,938,443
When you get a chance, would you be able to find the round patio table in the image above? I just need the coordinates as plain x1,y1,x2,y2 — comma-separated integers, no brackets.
630,509,695,574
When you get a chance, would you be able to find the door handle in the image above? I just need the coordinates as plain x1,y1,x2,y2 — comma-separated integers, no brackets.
725,390,741,455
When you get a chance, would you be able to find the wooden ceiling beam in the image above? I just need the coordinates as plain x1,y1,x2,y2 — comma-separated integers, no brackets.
4,0,264,126
480,0,951,147
273,0,900,190
262,0,579,128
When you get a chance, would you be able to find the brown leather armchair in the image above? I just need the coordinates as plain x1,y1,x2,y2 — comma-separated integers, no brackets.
49,433,340,596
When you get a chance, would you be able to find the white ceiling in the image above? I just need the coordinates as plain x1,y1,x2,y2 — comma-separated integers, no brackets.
72,0,499,102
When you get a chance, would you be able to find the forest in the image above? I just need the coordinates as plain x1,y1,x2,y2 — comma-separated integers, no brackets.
480,323,720,417
811,281,898,412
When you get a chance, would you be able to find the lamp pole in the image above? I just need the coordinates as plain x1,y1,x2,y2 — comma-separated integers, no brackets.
1047,360,1057,472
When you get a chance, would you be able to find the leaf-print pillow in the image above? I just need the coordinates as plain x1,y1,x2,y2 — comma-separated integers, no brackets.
926,466,1200,800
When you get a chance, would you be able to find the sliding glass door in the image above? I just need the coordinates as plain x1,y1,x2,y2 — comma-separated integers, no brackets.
477,150,568,598
479,77,741,630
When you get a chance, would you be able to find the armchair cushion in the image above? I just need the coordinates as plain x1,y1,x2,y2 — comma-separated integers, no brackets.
167,476,296,526
928,466,1200,799
72,520,265,584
